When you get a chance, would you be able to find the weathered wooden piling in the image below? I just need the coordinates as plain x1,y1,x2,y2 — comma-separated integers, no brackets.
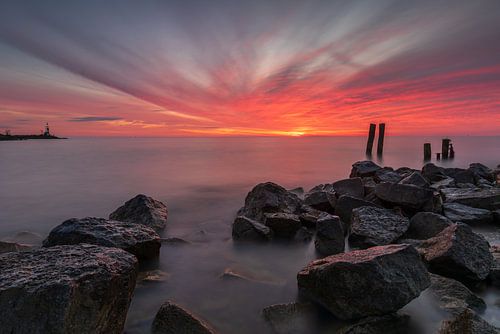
449,143,455,159
424,143,432,161
366,123,376,155
377,123,385,155
436,153,441,160
442,138,451,159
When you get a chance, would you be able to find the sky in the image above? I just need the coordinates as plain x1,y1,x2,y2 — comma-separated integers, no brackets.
0,0,499,137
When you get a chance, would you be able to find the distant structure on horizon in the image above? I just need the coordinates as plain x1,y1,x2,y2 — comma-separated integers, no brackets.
0,122,65,141
43,122,51,137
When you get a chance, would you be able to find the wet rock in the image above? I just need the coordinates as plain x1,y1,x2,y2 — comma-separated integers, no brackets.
237,182,302,221
421,190,444,213
220,268,286,286
289,187,305,198
469,163,495,183
337,313,410,334
109,194,168,230
152,301,216,334
303,187,336,213
315,214,345,256
298,206,323,228
161,237,191,245
374,168,403,183
430,177,457,190
43,217,161,260
335,195,378,226
403,212,453,240
418,223,493,282
138,269,170,284
362,177,377,195
375,182,434,210
332,177,364,198
490,245,500,287
264,213,302,239
350,161,382,178
443,202,494,225
443,168,475,185
0,240,32,254
429,273,486,314
262,302,319,334
438,308,500,334
0,244,138,334
232,216,273,241
396,167,418,177
349,206,410,248
399,171,430,188
297,244,430,320
440,187,500,210
422,163,447,182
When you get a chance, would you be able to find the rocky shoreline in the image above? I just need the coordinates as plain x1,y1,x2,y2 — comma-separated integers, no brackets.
1,161,500,333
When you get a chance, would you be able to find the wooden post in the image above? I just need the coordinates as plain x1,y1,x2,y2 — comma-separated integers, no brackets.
442,138,451,159
424,143,431,161
377,123,385,155
366,123,376,155
436,153,441,160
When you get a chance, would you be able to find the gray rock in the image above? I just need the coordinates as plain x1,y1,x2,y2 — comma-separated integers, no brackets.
350,161,382,178
0,241,32,254
422,163,447,182
264,212,302,239
403,212,453,240
43,217,161,260
430,177,457,190
362,177,377,195
298,206,323,228
441,187,500,210
396,167,418,177
337,313,410,334
469,163,495,183
237,182,302,221
232,216,273,241
303,187,336,213
262,302,319,334
332,178,364,198
418,223,493,282
152,301,215,334
349,206,410,247
444,168,476,185
335,195,378,226
374,168,403,183
399,171,430,188
490,245,500,287
297,244,430,320
375,182,434,210
429,273,486,314
443,202,494,225
109,194,168,230
315,214,345,256
288,187,305,198
438,308,500,334
0,244,137,334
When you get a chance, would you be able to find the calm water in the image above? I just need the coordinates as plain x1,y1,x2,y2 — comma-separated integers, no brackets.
1,136,500,333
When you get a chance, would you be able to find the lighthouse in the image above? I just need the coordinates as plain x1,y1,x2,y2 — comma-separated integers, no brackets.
43,123,51,136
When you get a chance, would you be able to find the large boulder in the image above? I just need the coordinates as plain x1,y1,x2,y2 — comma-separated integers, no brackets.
303,185,336,213
237,182,302,221
262,302,320,334
349,206,410,248
43,217,161,260
109,194,168,230
315,214,345,256
374,182,434,210
232,216,273,241
350,161,382,178
152,301,215,334
297,244,430,320
403,212,453,240
418,223,493,282
429,274,486,314
438,308,500,334
443,168,476,185
374,168,403,183
0,244,137,334
335,195,378,226
469,163,495,183
337,313,410,334
332,177,364,198
422,163,447,182
443,202,494,225
440,187,500,210
399,171,430,188
264,213,302,239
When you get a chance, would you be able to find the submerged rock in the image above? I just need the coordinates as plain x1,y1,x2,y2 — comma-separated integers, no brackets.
438,308,500,334
264,212,302,239
418,223,493,282
440,187,500,210
0,240,32,254
375,182,434,210
332,177,364,198
109,194,168,230
349,206,410,248
232,216,273,241
0,244,138,334
262,302,319,334
403,212,453,240
429,274,486,314
297,244,430,320
443,202,494,225
350,161,382,178
337,313,410,334
43,217,161,260
314,214,345,256
335,195,378,226
152,301,216,334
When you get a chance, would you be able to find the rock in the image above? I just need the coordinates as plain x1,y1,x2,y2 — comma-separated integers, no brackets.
297,244,430,320
349,206,410,247
443,202,494,225
1,231,43,245
430,177,457,190
403,212,453,240
220,268,286,286
350,161,382,178
262,302,319,334
490,245,500,287
429,273,486,314
109,194,168,230
232,216,273,241
138,269,170,284
418,223,493,282
469,163,495,183
43,217,161,260
298,206,323,228
421,190,444,213
160,237,191,244
337,313,410,334
396,167,418,177
0,240,32,254
399,171,430,188
152,301,215,334
422,163,447,182
237,182,302,221
494,210,500,223
0,244,137,334
314,214,345,256
443,168,476,185
374,168,403,183
362,177,377,195
332,178,364,198
264,213,302,239
438,308,500,334
303,187,336,213
294,227,314,243
375,182,434,210
289,187,305,198
335,195,378,226
441,187,500,210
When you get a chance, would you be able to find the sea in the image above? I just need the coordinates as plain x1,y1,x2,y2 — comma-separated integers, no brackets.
1,136,500,333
